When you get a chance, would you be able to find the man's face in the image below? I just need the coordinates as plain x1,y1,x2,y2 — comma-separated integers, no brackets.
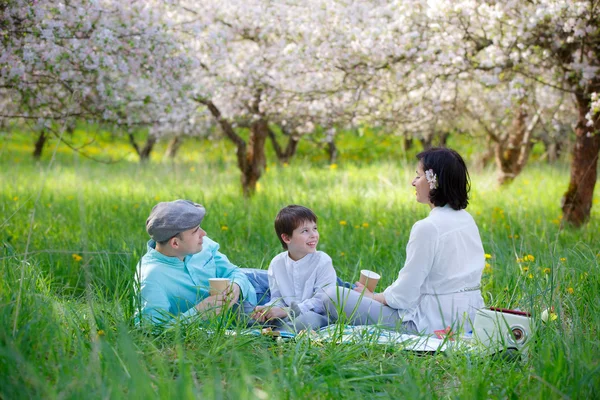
173,226,206,256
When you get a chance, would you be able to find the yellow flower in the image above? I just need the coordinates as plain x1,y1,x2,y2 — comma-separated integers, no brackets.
354,225,360,229
340,252,345,257
543,268,551,274
485,254,492,259
526,255,535,262
13,196,18,201
522,266,529,273
283,162,289,167
528,273,533,279
339,220,347,226
154,195,160,201
256,182,262,192
72,254,83,262
97,330,105,337
329,163,338,169
190,166,196,172
113,205,119,210
516,257,523,263
133,203,140,209
221,225,228,231
567,287,574,295
484,263,492,274
67,195,75,200
362,222,369,228
559,257,566,262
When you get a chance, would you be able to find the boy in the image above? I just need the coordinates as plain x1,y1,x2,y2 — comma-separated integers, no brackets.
251,205,337,331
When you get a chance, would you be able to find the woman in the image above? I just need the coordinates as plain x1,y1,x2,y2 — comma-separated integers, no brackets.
326,147,485,334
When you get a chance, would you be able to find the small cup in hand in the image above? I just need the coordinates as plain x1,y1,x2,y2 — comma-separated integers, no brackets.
209,278,231,296
359,269,381,292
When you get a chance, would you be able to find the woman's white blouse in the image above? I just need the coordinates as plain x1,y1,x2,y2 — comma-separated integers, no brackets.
383,205,485,333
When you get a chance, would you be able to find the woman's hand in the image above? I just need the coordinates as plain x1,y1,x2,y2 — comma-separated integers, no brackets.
353,282,387,305
353,282,374,298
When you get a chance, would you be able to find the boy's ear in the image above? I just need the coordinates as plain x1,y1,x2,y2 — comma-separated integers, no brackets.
169,236,180,248
281,233,292,244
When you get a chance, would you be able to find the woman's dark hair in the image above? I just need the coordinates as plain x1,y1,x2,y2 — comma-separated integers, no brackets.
274,205,318,249
417,147,470,210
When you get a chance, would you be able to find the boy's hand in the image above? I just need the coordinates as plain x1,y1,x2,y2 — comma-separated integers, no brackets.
196,294,225,314
251,306,288,322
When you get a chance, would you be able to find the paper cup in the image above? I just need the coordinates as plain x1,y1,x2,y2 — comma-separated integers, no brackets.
209,278,231,295
359,269,381,292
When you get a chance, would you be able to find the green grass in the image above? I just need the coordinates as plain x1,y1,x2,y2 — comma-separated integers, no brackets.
1,130,599,399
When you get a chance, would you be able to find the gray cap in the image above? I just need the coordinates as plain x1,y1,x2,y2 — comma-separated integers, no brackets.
146,199,206,242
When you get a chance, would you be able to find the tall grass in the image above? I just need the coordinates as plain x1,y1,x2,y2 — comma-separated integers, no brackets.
0,131,599,399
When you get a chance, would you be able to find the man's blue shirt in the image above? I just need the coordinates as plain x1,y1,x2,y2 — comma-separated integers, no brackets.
135,237,257,325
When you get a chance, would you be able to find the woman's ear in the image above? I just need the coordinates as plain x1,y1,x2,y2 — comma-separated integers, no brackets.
281,233,291,244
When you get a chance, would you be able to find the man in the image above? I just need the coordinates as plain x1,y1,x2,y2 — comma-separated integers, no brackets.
135,199,257,326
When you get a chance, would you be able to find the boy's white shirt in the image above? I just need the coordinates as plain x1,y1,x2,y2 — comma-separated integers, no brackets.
265,250,337,315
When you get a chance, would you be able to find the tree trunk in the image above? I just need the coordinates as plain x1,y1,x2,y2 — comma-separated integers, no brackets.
438,131,450,147
128,132,156,163
165,136,183,159
495,106,539,185
327,140,338,164
267,127,299,164
561,96,600,226
242,119,268,196
32,130,47,159
139,135,156,162
403,136,413,151
419,134,433,150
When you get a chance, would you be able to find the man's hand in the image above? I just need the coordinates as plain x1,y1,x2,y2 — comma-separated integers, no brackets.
251,306,289,322
196,294,225,314
224,282,241,304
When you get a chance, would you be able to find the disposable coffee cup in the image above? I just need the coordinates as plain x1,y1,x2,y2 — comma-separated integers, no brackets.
209,278,231,296
359,269,381,292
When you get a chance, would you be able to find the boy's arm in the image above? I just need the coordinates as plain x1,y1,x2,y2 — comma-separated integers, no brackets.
296,254,337,315
263,264,283,307
214,249,257,306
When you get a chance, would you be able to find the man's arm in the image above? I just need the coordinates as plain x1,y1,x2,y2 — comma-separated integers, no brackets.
214,249,257,306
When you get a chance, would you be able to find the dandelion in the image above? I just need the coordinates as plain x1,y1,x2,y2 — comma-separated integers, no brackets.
221,225,228,231
485,254,492,259
98,330,105,337
339,220,347,226
522,266,529,273
13,196,18,201
516,257,524,263
340,252,345,257
154,195,160,201
526,255,535,262
543,268,551,274
134,203,140,209
362,222,369,228
559,257,566,262
256,182,262,192
72,254,82,262
528,273,533,279
223,212,228,217
329,164,338,169
567,287,574,295
484,263,492,274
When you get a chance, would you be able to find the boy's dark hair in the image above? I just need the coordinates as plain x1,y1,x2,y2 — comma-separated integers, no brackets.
274,205,318,249
417,147,470,210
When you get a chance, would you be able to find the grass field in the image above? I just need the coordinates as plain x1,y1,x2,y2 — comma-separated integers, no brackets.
1,130,599,399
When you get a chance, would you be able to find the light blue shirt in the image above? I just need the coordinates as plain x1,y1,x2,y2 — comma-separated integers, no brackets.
135,237,257,325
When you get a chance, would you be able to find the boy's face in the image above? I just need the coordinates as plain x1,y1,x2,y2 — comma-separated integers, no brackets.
282,220,319,261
